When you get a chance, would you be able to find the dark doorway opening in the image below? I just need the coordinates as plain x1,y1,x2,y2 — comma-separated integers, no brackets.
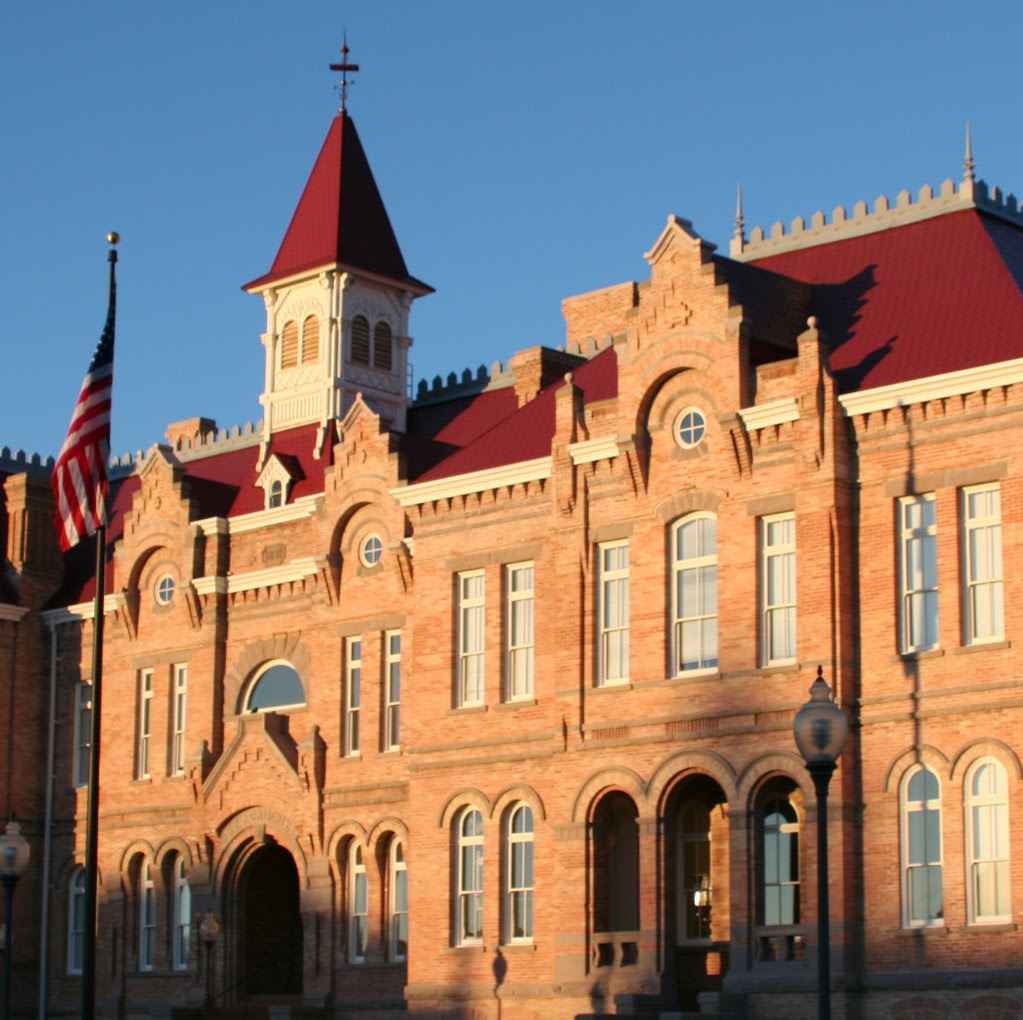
240,841,303,996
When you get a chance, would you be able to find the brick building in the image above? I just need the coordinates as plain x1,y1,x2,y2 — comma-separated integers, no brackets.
1,88,1022,1020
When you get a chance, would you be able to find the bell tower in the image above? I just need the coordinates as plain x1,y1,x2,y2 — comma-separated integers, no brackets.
243,42,432,458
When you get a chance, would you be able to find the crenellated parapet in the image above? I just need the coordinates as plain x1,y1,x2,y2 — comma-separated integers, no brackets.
731,175,1023,261
0,447,54,476
109,420,264,478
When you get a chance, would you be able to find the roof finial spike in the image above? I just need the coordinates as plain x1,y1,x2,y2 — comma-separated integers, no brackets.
963,120,975,184
734,181,746,243
330,30,360,113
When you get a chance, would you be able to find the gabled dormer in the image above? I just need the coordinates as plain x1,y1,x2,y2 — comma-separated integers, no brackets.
244,101,432,459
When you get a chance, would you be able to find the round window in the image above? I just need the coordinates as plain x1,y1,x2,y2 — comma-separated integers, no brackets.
360,535,383,567
674,408,707,449
154,575,175,606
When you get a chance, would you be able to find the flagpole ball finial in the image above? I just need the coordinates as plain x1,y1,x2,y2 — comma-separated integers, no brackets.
106,232,120,245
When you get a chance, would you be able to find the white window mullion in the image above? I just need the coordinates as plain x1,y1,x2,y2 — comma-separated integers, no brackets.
345,638,362,756
761,514,796,665
171,664,187,776
137,670,153,780
385,631,402,750
506,563,535,700
458,572,486,706
899,495,938,652
599,542,630,685
963,484,1003,644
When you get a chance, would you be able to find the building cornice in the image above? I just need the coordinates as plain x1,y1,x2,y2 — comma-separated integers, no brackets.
738,398,800,432
392,458,551,508
838,358,1023,417
192,556,326,597
42,593,125,625
0,605,30,623
568,436,630,465
193,494,323,537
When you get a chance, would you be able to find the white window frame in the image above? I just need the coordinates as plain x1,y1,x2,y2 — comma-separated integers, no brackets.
137,670,153,780
172,857,191,970
349,843,368,963
68,867,85,974
344,637,362,756
760,514,796,665
73,682,91,788
139,860,156,971
384,631,401,751
901,764,944,928
389,839,408,961
899,494,939,652
598,541,630,685
457,808,484,945
171,664,187,776
672,514,718,674
506,804,534,943
964,758,1011,924
962,484,1003,645
505,562,535,700
457,571,486,706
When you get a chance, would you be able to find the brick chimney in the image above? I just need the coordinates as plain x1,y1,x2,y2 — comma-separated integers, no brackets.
165,417,218,450
508,347,585,408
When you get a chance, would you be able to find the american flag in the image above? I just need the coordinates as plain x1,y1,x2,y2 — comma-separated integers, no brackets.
52,278,116,551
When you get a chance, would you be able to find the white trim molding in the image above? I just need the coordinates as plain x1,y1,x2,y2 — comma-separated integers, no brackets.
0,605,30,623
393,457,551,508
568,436,628,466
738,398,800,432
194,494,323,537
839,358,1023,417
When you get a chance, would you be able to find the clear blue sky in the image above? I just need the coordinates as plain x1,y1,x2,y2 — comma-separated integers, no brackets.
4,1,1022,460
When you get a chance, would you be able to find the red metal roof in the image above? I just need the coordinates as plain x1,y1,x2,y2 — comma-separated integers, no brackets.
244,113,431,293
415,348,618,483
747,209,1023,391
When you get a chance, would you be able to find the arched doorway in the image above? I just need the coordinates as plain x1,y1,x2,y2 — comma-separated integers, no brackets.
237,840,303,996
664,775,729,1011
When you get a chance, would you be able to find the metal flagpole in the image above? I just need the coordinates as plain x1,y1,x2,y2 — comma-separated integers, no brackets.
80,240,117,1020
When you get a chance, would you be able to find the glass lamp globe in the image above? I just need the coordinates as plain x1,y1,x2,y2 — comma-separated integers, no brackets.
0,819,30,880
793,667,849,765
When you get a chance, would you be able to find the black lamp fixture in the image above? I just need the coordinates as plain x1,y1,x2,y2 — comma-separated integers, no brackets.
793,666,848,1020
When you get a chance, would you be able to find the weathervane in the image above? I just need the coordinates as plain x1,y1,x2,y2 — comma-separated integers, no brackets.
330,32,360,111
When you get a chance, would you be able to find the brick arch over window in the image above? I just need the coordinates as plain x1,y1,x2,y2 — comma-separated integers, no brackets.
326,821,371,886
367,816,411,856
491,784,546,823
571,766,648,824
654,490,724,525
649,750,738,816
224,634,311,717
154,837,195,871
882,746,950,795
950,738,1023,783
736,751,810,808
117,839,158,885
439,788,492,828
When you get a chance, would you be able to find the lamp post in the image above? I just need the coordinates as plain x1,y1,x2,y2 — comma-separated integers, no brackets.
793,666,848,1020
0,818,30,1020
198,912,220,1014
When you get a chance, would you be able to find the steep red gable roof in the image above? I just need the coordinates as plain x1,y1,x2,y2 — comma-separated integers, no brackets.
416,348,618,483
748,209,1023,392
244,113,431,292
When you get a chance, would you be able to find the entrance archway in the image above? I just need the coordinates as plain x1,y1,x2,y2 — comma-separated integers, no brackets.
238,840,303,996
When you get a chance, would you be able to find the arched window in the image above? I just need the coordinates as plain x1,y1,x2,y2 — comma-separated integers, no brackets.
139,859,156,970
965,758,1010,923
301,315,320,364
171,856,191,970
351,315,370,364
268,479,283,509
760,796,799,926
373,321,393,371
389,840,408,961
280,320,299,369
245,662,306,713
456,808,484,944
672,514,718,673
349,843,368,962
901,764,943,927
68,867,85,974
593,792,639,932
506,804,534,942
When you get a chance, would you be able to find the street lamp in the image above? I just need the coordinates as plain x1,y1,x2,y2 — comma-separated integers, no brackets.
0,818,30,1020
793,666,848,1020
198,912,220,1014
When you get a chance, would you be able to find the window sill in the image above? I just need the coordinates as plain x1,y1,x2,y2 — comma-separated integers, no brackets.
891,648,945,662
447,704,488,716
500,941,537,952
954,639,1011,655
445,943,488,953
130,777,152,786
756,661,800,675
658,669,721,686
894,925,949,937
957,921,1017,933
591,681,633,694
495,698,537,710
